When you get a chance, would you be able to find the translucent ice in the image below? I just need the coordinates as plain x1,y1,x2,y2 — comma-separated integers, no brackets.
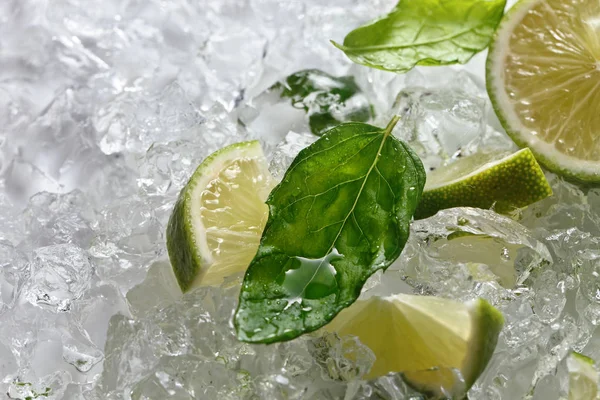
386,69,516,171
268,131,317,181
1,0,599,398
25,244,94,312
393,207,552,300
93,83,204,155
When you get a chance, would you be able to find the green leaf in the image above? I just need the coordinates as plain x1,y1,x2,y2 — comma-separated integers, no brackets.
274,69,374,135
332,0,507,73
234,117,426,343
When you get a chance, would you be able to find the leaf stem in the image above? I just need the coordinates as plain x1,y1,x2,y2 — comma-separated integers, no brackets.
384,115,401,136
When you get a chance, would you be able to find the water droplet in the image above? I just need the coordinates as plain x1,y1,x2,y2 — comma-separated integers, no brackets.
281,248,342,308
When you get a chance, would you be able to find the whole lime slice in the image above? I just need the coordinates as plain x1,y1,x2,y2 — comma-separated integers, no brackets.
487,0,600,183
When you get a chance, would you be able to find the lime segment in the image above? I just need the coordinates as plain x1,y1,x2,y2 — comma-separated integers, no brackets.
324,294,504,396
166,141,275,291
567,352,599,400
416,148,552,219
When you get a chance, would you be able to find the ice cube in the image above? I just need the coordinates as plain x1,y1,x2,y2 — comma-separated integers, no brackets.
126,261,182,318
268,131,317,180
393,207,552,300
93,82,204,155
25,244,94,312
0,241,28,314
4,371,70,400
389,81,515,171
21,191,97,251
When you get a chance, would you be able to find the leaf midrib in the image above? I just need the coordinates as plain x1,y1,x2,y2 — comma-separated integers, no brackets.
290,116,400,300
338,22,488,52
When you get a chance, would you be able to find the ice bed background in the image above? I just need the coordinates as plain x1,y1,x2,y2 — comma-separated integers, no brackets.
1,0,600,399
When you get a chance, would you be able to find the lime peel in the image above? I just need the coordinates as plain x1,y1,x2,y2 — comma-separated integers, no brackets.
416,148,552,219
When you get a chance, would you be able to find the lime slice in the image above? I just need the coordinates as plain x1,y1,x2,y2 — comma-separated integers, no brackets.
436,234,522,288
324,294,504,396
415,148,552,219
166,141,275,291
567,352,599,400
487,0,600,183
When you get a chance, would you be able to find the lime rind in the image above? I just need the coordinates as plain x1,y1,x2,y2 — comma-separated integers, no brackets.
462,298,504,389
570,352,596,368
166,140,266,292
416,148,553,219
486,0,600,184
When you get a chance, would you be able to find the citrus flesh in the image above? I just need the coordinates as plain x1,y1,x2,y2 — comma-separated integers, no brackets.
434,234,522,288
567,352,599,400
324,294,504,396
487,0,600,183
415,148,552,219
166,141,275,291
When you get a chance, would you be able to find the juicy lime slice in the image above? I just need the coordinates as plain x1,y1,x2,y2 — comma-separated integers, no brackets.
568,352,599,400
487,0,600,183
166,141,275,291
415,148,552,219
324,294,504,396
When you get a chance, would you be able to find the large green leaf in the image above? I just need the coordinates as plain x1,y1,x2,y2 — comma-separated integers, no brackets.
234,117,426,343
332,0,506,73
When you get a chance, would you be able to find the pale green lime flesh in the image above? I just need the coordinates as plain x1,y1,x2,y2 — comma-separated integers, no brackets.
433,234,522,288
324,294,504,397
166,141,274,292
487,0,600,183
415,148,552,219
567,352,599,400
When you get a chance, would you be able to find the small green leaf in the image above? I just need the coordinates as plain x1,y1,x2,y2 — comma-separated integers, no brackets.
274,69,374,135
333,0,507,73
234,117,426,343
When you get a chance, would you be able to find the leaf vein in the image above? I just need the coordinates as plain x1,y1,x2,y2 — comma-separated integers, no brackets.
342,23,490,52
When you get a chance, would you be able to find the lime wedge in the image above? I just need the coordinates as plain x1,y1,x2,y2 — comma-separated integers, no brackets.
437,234,522,288
166,141,275,291
567,352,599,400
324,294,504,396
487,0,600,183
415,148,552,219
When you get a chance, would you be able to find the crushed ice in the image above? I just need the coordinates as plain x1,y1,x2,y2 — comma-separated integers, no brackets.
0,0,599,399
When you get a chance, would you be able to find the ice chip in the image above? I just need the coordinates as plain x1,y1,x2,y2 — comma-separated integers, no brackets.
93,82,204,155
0,241,28,314
268,131,317,180
126,261,182,318
393,207,552,300
25,244,93,312
389,84,515,172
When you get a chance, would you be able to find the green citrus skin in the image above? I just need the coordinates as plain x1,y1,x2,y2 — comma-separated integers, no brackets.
166,194,198,292
415,148,552,219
